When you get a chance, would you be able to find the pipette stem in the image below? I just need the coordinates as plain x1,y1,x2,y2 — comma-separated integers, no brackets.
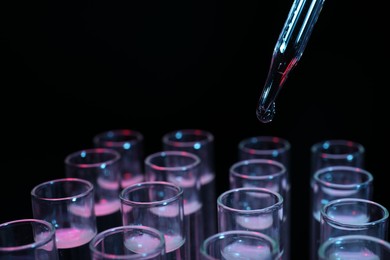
257,0,326,123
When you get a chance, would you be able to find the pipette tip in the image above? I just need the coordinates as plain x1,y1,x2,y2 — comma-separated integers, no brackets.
256,102,276,123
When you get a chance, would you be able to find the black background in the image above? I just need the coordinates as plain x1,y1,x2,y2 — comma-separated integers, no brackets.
1,0,387,259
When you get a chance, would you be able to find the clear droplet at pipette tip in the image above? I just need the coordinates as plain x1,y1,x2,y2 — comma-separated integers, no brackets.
256,68,285,123
256,101,276,124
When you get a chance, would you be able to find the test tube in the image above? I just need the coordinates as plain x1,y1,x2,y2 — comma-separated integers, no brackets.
310,166,374,260
162,129,217,239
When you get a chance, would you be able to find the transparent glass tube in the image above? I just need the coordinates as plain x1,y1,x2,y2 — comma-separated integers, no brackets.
311,139,365,177
318,235,390,260
144,151,204,260
217,187,284,259
229,159,288,259
64,148,122,233
310,166,374,260
237,136,291,190
31,178,97,260
120,181,186,260
93,129,144,189
229,159,285,192
162,129,217,240
320,198,389,244
0,218,59,259
237,136,291,260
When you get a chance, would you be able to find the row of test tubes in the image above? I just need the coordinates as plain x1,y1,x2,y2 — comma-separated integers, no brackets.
0,129,389,259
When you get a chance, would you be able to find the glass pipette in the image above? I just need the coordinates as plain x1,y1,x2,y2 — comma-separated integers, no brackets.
256,0,326,123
